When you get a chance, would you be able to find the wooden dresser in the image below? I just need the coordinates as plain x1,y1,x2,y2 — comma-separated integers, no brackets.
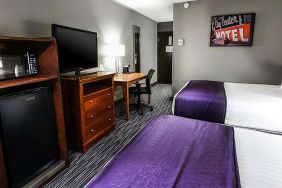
61,72,116,153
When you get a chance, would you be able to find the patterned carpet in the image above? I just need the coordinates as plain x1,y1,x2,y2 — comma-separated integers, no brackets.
45,84,172,188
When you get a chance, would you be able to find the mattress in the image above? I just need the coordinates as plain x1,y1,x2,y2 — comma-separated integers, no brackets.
173,82,282,133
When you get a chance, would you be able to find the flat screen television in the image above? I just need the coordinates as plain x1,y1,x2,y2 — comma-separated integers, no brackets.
51,24,98,74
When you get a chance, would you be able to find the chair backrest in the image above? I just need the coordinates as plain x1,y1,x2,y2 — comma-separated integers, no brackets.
146,69,155,94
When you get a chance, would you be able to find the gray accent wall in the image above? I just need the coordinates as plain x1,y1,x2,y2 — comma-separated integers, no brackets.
0,0,157,82
158,22,173,32
173,0,282,94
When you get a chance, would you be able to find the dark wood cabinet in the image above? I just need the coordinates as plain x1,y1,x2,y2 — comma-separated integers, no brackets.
0,139,8,188
0,37,67,188
61,72,116,153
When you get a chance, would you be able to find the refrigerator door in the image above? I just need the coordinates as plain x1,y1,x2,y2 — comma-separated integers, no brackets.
0,87,59,188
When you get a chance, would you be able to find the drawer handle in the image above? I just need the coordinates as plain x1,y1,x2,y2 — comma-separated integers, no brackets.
108,106,111,109
90,115,94,118
108,93,111,96
108,118,112,121
90,129,94,133
89,100,93,103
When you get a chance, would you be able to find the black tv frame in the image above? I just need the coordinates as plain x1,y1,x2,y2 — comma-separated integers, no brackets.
51,24,98,75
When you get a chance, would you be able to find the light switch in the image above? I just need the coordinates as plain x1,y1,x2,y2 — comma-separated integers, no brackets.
178,39,184,46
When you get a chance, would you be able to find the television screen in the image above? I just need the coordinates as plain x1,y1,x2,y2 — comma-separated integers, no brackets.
52,24,98,73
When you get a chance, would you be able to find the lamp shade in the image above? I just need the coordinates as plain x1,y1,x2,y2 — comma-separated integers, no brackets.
104,44,125,57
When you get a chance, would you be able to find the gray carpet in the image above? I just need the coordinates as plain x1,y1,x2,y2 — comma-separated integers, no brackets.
45,84,172,188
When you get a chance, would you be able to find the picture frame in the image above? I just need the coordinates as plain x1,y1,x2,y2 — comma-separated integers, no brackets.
210,13,256,47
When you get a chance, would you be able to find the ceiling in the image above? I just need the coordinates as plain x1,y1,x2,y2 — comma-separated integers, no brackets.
111,0,193,22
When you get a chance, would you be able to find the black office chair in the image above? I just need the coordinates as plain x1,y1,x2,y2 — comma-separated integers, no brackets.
129,69,155,115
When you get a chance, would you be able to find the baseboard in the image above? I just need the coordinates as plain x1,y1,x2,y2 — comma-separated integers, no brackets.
151,81,158,87
23,160,66,188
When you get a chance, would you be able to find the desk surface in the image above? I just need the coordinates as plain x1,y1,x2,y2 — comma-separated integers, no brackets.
114,73,146,83
113,72,147,120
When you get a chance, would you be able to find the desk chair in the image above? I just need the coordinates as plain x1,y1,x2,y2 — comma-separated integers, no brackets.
129,69,155,115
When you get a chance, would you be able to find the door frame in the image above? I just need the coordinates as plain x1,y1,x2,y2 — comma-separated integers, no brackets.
133,25,141,73
157,31,173,84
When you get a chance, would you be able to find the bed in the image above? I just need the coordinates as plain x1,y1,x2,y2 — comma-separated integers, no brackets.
85,115,282,188
172,81,282,133
86,115,240,188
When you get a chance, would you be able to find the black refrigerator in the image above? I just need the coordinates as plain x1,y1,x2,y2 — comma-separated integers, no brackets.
0,87,59,188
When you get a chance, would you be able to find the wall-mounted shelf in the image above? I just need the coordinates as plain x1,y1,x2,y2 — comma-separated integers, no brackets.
0,75,58,89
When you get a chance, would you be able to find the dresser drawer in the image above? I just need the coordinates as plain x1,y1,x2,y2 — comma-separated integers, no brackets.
84,112,115,142
85,101,113,126
84,88,113,112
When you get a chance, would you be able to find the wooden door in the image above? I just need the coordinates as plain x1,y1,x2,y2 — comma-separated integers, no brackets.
158,32,173,84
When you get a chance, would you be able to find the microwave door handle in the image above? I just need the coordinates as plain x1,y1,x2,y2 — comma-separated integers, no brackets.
26,52,31,74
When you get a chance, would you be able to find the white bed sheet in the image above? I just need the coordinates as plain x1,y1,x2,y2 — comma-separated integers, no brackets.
225,83,282,133
234,127,282,188
173,82,282,133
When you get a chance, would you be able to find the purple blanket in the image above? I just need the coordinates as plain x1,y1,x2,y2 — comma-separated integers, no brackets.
86,115,240,188
174,80,227,123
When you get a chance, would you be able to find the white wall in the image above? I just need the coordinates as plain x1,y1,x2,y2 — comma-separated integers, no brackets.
0,0,158,82
173,0,282,94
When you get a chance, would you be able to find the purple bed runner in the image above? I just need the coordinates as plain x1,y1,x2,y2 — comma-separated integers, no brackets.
174,80,227,123
86,115,240,188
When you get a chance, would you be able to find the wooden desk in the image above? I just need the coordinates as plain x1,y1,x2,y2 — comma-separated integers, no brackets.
114,73,146,120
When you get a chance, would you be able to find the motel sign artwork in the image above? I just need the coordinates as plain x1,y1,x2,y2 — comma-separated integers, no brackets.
210,13,256,46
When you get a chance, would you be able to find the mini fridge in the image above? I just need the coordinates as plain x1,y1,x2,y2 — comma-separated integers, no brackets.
0,87,59,188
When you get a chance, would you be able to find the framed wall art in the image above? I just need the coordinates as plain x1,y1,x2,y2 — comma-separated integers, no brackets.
210,13,256,47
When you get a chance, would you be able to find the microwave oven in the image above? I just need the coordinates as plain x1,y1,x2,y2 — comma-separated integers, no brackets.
0,52,39,81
